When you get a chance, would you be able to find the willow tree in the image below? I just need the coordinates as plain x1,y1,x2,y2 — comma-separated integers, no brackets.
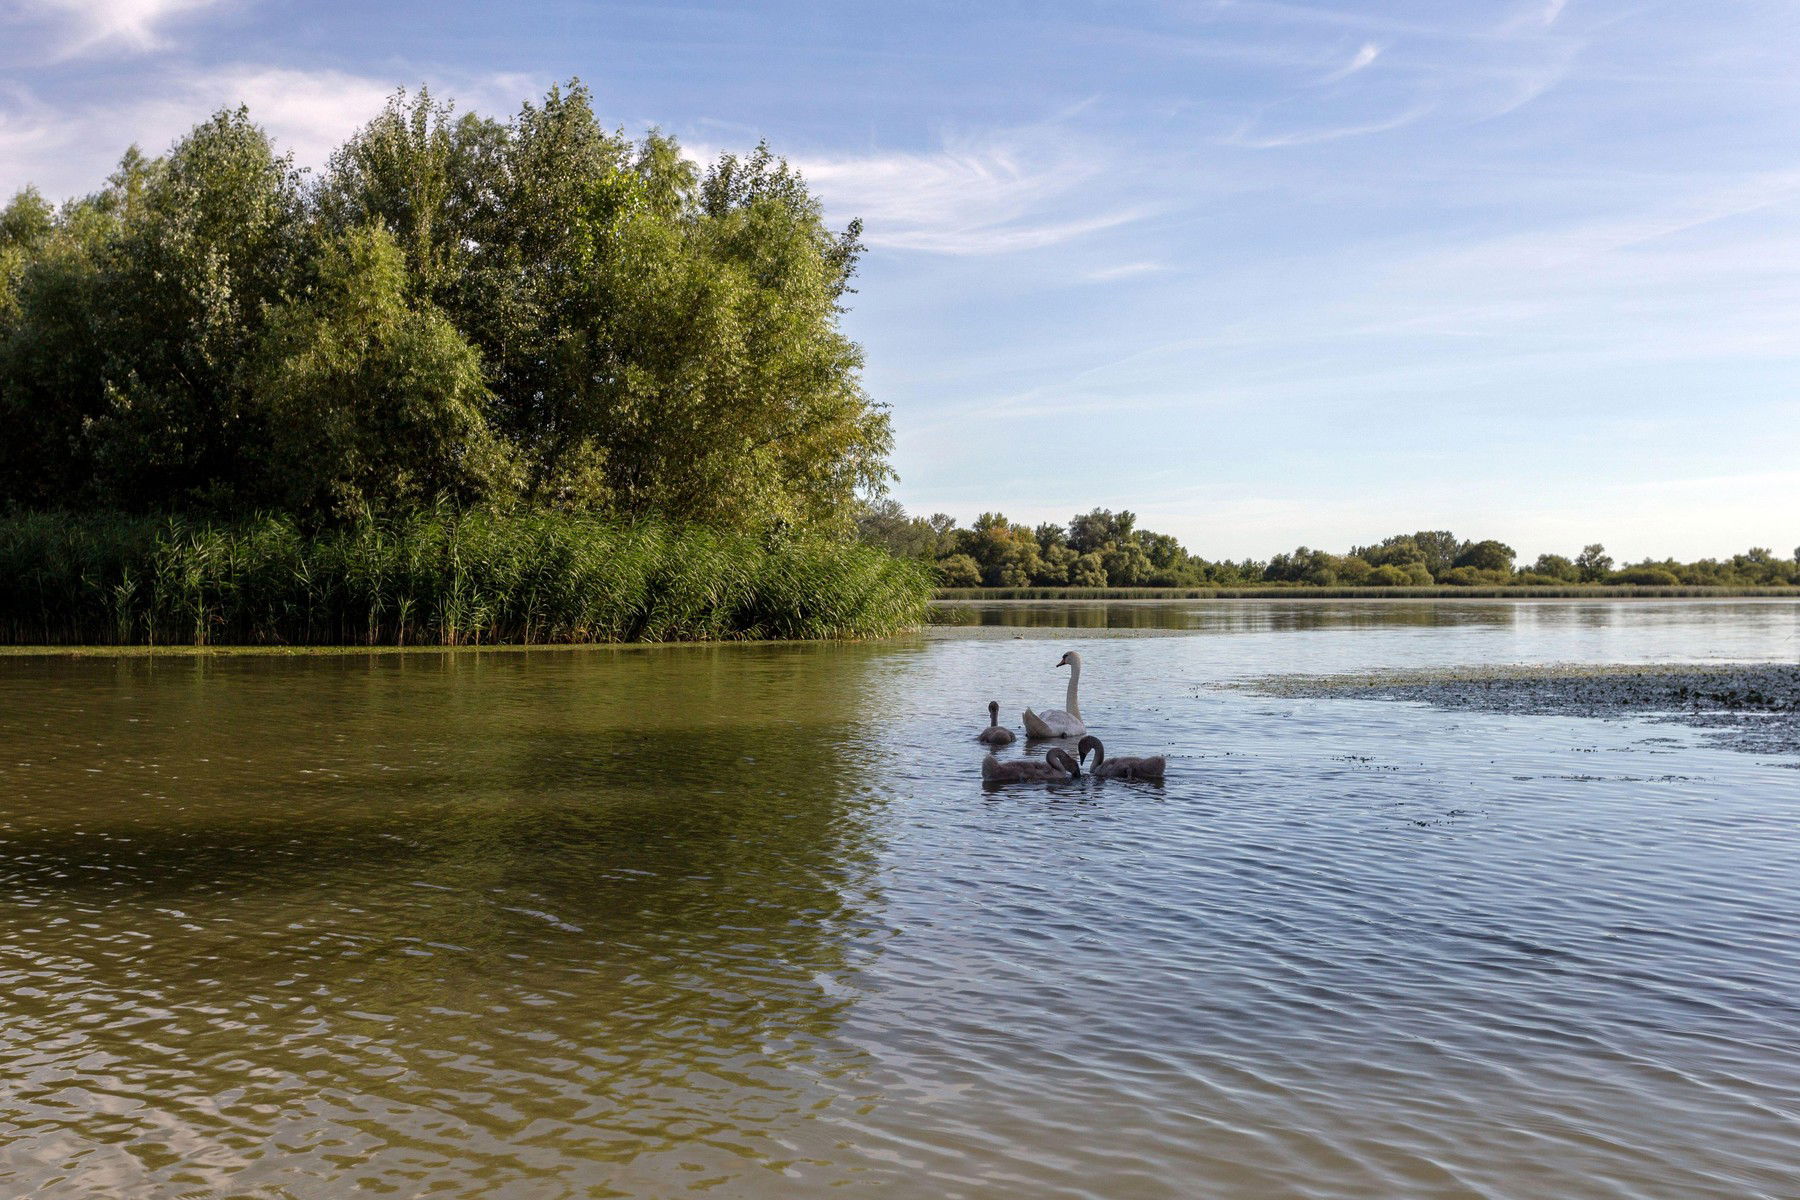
320,82,890,530
252,225,520,520
2,81,890,534
90,112,310,509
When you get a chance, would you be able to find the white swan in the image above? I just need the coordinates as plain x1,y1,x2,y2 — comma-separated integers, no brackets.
1022,651,1087,739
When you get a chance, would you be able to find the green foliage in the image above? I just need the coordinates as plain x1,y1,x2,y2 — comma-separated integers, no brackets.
856,497,942,560
1069,508,1136,554
1035,543,1076,586
1454,539,1515,573
254,225,519,520
1612,566,1680,586
88,110,310,510
1355,534,1426,569
1576,543,1613,582
1366,562,1434,587
1441,566,1512,586
1070,552,1109,587
1410,531,1465,578
935,554,981,588
0,187,54,324
0,511,931,645
1264,546,1349,586
1353,530,1468,580
880,504,1793,593
1,82,887,534
1532,553,1579,582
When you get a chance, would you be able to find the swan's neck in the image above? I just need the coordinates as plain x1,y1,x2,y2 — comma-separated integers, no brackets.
1065,660,1082,720
988,709,999,728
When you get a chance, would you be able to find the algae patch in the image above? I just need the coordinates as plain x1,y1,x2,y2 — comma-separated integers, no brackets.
1245,662,1800,761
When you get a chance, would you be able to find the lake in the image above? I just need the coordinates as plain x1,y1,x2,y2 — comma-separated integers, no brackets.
2,599,1797,1198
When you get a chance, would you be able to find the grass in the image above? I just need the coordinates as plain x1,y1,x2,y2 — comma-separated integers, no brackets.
934,585,1795,601
0,510,932,646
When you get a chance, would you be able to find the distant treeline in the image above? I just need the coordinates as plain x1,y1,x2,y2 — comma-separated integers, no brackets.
857,502,1800,589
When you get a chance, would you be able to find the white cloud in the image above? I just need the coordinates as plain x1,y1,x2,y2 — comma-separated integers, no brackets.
1505,0,1569,34
1086,261,1164,282
0,65,543,199
1319,41,1381,84
1223,102,1432,148
793,133,1151,255
18,0,234,57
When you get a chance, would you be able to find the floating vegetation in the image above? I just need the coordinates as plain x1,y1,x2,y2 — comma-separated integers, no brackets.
1245,662,1800,760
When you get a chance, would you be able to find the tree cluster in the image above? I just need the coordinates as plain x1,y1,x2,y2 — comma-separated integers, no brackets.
856,505,1800,589
858,503,1259,588
0,84,889,531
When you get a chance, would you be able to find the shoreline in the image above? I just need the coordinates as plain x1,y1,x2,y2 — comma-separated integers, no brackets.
0,634,927,660
935,586,1798,601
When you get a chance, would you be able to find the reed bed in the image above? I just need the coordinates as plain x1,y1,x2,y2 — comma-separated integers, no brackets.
0,511,932,646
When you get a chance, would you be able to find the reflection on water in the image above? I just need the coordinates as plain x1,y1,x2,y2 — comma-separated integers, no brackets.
2,602,1798,1198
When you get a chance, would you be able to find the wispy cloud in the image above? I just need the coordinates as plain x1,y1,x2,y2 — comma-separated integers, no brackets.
1504,0,1570,34
15,0,234,57
794,132,1152,255
1319,41,1382,84
1223,102,1432,148
1086,261,1165,282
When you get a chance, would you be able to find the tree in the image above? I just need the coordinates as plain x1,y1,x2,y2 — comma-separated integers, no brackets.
87,109,310,510
1454,539,1515,573
1,83,892,535
1355,534,1425,569
1411,531,1465,578
1069,508,1135,555
1034,543,1076,585
936,554,981,588
1532,553,1578,582
250,225,519,520
855,498,939,560
0,195,114,505
1576,543,1613,582
319,89,474,302
0,187,54,323
967,512,1041,586
1070,552,1108,587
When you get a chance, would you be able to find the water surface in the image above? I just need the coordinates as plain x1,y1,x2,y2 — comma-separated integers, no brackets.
2,600,1797,1198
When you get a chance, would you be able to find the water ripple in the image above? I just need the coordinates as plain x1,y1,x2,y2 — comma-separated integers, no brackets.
1,603,1797,1197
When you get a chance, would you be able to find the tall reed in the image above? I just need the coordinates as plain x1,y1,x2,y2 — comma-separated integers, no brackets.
0,511,932,646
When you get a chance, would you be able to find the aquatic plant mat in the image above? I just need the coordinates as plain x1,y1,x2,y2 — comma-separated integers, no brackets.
1244,662,1800,760
0,511,931,646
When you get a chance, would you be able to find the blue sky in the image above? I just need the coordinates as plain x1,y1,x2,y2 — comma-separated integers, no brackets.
4,0,1798,561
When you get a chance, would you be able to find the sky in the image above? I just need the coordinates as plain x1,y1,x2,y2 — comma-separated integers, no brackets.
3,0,1798,562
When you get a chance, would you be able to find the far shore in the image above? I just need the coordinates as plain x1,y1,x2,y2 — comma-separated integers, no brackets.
934,585,1798,601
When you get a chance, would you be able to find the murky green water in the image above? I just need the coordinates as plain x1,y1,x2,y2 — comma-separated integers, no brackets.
3,600,1797,1198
